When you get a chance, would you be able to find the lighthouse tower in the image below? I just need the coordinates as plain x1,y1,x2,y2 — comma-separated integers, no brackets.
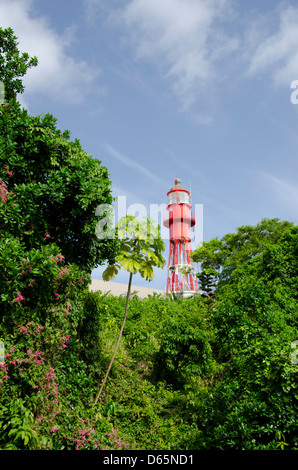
163,178,199,298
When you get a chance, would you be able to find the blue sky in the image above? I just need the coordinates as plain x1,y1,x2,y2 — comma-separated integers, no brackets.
1,0,298,289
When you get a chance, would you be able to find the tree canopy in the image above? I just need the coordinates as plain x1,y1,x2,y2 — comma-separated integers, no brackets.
0,27,38,101
192,218,294,291
0,103,118,272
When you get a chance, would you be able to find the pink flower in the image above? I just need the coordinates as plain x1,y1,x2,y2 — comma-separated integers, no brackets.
11,292,25,304
57,267,69,279
19,326,27,335
51,254,65,266
51,426,59,432
44,232,51,239
0,180,8,203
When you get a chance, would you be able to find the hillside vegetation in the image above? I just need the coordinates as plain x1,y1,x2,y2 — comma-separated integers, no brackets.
1,215,297,450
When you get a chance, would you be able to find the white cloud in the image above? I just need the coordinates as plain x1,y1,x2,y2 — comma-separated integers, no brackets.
101,1,298,112
247,6,298,87
110,0,238,110
0,0,101,105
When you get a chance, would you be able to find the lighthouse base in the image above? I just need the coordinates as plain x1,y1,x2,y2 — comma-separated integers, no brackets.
171,290,198,300
165,239,200,298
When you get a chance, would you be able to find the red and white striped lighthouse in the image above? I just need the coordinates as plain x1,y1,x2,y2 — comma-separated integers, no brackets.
163,178,199,298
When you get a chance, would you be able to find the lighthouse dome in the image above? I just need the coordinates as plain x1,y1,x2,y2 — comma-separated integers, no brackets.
171,177,186,191
167,178,189,204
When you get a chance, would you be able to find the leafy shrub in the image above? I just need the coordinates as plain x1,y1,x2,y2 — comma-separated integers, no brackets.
153,316,215,387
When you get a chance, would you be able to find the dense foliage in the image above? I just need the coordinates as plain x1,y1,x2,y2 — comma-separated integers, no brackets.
1,220,297,449
194,224,298,449
95,215,165,402
90,223,297,450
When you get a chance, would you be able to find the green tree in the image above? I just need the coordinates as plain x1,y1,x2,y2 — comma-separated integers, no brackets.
94,216,165,403
0,29,120,449
0,27,38,101
196,225,298,450
196,268,218,297
0,102,118,272
192,218,294,288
